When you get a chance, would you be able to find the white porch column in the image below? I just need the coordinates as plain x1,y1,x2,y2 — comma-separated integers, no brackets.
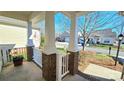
68,14,79,75
42,12,57,81
68,14,78,52
27,21,34,47
43,12,57,54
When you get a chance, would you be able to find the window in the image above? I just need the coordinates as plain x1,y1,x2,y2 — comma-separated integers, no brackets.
104,40,110,43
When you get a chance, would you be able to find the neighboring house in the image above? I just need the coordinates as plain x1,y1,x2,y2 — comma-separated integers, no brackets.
89,29,116,45
56,31,70,42
121,40,124,44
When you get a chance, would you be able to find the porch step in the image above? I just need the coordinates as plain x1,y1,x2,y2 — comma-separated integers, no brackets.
62,74,88,81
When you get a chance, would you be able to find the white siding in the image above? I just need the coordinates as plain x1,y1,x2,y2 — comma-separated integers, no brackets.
100,37,115,44
0,24,27,48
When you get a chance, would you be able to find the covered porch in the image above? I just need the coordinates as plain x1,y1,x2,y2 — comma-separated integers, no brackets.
0,62,88,81
0,11,90,81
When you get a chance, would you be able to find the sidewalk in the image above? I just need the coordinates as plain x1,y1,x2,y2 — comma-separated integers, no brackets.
80,63,122,81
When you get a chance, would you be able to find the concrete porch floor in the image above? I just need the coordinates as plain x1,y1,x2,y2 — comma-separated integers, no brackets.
0,62,44,81
0,62,88,81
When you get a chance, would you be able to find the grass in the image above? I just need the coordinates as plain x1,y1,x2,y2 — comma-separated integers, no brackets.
81,52,109,60
89,44,124,51
94,54,110,59
57,48,67,54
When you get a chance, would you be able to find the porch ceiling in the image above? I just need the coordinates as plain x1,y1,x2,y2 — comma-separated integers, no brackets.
0,11,91,29
0,11,41,29
0,11,32,21
0,11,91,21
60,11,92,18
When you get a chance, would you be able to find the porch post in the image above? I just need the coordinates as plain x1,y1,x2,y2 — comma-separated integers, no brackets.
68,14,79,75
0,50,2,72
42,11,57,81
27,21,34,61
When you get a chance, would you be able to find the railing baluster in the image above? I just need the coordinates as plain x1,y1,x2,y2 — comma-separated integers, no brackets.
8,49,12,62
67,54,69,71
64,56,66,73
61,57,63,74
62,57,64,75
65,55,67,72
1,49,4,66
62,56,64,74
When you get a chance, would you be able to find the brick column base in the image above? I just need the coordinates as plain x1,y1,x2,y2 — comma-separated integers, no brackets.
42,53,56,81
27,46,33,61
68,51,79,75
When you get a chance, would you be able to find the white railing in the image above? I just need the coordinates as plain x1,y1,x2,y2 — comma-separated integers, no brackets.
56,53,69,80
33,48,42,67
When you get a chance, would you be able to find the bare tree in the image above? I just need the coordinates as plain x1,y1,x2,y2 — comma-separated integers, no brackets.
78,11,121,50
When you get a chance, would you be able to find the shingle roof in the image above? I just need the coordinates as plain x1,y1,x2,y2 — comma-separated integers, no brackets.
90,29,116,38
59,31,70,38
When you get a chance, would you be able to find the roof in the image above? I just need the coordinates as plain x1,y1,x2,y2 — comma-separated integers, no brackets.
59,31,70,38
90,29,116,38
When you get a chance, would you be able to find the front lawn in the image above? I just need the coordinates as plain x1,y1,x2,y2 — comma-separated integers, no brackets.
89,44,124,51
57,48,67,54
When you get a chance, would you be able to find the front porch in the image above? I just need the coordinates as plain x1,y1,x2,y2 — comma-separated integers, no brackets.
0,11,85,81
0,11,123,81
0,61,87,81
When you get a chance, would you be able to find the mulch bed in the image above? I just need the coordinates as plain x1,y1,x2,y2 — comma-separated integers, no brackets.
79,50,123,72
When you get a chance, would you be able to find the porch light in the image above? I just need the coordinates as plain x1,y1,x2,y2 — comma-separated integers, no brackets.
118,34,124,41
115,34,124,66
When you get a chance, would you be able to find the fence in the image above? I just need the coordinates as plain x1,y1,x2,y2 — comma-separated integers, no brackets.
56,53,69,80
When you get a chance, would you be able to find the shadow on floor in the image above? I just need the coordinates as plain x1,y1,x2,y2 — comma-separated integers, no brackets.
77,70,115,81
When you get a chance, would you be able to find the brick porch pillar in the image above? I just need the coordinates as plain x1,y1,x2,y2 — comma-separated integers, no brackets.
68,14,79,75
68,51,79,75
42,12,57,81
27,21,34,61
42,53,56,81
27,46,33,61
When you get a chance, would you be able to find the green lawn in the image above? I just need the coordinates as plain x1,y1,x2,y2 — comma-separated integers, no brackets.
94,54,110,59
89,44,124,51
57,48,67,54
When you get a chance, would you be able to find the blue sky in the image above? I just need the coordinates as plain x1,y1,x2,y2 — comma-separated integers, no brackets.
39,11,124,36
